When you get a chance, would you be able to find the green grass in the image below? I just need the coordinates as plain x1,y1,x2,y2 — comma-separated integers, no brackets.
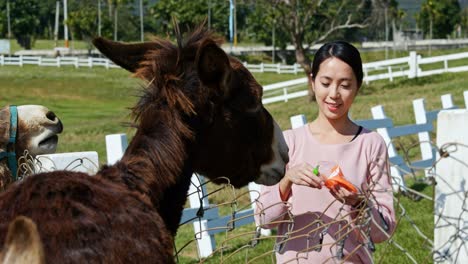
5,39,91,54
1,60,466,263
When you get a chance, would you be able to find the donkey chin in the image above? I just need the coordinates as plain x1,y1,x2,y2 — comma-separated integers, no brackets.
27,131,60,155
256,121,289,186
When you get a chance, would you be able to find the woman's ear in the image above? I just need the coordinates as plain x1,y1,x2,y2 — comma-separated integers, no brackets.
310,74,315,92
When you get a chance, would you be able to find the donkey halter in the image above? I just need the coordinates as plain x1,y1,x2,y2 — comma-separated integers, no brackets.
0,105,18,181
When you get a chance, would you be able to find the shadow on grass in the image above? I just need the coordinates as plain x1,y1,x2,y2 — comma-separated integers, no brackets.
409,181,431,193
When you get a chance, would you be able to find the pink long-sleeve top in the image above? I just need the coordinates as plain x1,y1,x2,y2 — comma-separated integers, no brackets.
255,125,396,263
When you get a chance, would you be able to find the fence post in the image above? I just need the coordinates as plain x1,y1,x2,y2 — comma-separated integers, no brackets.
19,55,23,67
260,62,264,73
74,57,79,68
247,182,271,236
434,110,468,263
106,59,110,69
188,174,215,258
412,98,435,178
283,88,288,103
277,63,281,74
464,91,468,109
441,94,454,109
1,55,4,66
294,63,298,75
57,56,61,67
388,66,393,82
408,51,418,78
88,57,93,68
290,114,307,129
35,152,99,175
364,68,369,85
105,134,128,165
371,105,407,192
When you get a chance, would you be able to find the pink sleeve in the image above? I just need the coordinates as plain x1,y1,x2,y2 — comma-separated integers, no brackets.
254,130,294,229
254,184,290,229
362,139,396,243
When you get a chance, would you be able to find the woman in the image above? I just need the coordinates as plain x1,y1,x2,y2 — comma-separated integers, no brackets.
255,41,395,263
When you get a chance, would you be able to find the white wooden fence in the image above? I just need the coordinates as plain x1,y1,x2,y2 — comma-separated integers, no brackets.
0,55,118,69
261,51,468,105
32,89,468,258
100,90,467,257
0,54,303,74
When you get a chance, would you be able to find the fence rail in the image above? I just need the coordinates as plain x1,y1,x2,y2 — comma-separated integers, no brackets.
262,51,468,104
3,51,468,105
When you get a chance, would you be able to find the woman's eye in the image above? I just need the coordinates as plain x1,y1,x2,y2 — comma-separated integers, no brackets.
341,85,350,89
321,83,330,87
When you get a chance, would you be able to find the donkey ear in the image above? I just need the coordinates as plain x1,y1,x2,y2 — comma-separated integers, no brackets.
196,40,232,94
93,37,159,73
1,216,44,264
0,106,11,146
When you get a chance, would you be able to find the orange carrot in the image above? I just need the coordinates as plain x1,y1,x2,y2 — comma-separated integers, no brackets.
324,165,358,193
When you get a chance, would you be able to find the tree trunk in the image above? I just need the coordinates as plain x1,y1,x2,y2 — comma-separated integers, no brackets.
294,43,315,101
113,6,118,41
16,36,32,50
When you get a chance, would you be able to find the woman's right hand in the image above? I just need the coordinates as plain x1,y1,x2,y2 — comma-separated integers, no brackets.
285,163,325,189
279,163,325,201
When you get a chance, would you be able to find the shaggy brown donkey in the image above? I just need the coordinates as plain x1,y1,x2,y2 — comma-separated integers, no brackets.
0,26,288,263
0,105,62,191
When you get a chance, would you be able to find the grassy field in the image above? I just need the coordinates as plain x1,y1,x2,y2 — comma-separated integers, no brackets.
1,56,467,263
5,39,91,54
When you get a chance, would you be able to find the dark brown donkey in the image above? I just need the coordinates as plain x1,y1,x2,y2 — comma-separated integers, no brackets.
0,26,288,263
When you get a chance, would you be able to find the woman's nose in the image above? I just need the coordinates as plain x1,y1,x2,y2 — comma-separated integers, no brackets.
329,86,340,98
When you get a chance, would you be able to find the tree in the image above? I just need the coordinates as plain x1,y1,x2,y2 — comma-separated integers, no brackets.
149,0,253,41
461,7,468,37
36,0,59,39
417,0,461,39
0,0,40,49
67,0,113,50
247,0,387,99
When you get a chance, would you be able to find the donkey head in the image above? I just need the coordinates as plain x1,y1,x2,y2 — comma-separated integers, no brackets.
93,27,288,188
0,105,63,157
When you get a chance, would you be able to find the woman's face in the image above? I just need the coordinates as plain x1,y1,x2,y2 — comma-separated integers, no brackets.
312,57,359,120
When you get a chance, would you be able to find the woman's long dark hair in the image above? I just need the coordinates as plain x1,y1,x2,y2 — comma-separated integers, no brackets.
311,41,363,88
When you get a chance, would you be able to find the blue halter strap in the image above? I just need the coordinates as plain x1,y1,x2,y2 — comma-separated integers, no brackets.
0,105,18,180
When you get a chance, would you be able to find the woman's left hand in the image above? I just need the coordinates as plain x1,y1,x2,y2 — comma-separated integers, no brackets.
329,185,364,207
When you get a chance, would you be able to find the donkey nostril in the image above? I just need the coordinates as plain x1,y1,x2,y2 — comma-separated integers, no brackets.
46,111,57,121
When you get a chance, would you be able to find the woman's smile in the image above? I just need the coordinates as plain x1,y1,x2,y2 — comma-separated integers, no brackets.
325,101,341,112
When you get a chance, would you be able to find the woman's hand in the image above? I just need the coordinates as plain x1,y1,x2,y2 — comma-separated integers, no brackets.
328,184,364,207
285,163,325,189
278,163,325,201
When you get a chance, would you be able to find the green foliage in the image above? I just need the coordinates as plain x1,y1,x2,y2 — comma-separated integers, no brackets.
36,0,60,39
0,0,41,49
149,0,228,38
417,0,461,38
67,0,113,43
460,7,468,37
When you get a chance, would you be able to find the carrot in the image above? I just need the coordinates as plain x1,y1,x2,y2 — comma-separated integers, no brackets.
324,165,358,193
325,178,358,193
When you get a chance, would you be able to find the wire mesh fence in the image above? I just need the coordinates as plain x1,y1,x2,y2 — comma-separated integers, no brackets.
10,139,467,263
174,140,467,264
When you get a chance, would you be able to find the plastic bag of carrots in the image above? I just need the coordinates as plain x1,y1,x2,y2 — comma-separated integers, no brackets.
314,164,358,193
